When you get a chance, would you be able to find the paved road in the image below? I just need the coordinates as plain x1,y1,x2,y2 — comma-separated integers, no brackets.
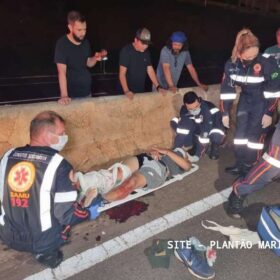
0,148,279,280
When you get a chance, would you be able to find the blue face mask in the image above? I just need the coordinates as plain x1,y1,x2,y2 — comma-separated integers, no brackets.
189,107,201,116
50,134,69,151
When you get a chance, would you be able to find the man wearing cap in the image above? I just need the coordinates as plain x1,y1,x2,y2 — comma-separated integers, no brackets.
156,31,208,93
119,27,165,100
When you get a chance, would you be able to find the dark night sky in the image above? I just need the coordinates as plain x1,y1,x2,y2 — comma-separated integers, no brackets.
0,0,279,77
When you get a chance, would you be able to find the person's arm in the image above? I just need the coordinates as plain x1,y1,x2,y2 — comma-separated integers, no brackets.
147,66,166,95
262,57,280,118
87,56,98,68
103,172,146,202
186,64,208,91
220,60,237,128
57,63,71,105
119,65,134,99
150,146,191,171
87,50,108,68
53,163,90,230
162,63,177,93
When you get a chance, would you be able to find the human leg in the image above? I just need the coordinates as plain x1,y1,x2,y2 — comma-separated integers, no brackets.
225,100,249,175
103,172,147,202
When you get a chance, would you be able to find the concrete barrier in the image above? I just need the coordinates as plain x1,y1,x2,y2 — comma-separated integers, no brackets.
0,85,221,171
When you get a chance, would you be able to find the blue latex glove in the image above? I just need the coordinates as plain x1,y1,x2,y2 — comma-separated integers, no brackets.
87,194,103,220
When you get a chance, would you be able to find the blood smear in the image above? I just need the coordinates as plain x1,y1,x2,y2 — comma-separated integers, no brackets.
105,200,149,223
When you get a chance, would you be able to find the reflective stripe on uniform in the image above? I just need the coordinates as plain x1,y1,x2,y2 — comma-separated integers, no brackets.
210,108,220,114
263,91,280,99
230,75,265,83
234,138,248,145
54,191,77,203
0,149,15,225
220,93,237,100
172,117,179,123
176,128,190,135
194,118,203,123
0,149,15,201
198,136,210,144
209,129,225,136
0,206,5,226
40,153,64,232
247,142,264,150
262,152,280,168
262,53,270,58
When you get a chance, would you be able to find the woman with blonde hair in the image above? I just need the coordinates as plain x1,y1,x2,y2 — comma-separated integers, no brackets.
220,28,280,176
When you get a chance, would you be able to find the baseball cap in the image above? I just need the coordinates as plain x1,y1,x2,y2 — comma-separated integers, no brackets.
136,28,152,45
170,31,187,43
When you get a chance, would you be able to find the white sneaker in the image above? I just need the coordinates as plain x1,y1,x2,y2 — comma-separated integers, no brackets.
187,153,200,163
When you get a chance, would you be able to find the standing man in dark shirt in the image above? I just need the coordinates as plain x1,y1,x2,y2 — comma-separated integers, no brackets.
54,11,107,105
119,28,165,100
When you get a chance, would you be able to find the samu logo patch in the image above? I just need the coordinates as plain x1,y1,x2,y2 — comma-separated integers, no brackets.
271,72,279,80
8,161,35,192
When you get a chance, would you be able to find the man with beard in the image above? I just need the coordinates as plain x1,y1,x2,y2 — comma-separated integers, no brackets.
156,31,208,93
54,11,107,105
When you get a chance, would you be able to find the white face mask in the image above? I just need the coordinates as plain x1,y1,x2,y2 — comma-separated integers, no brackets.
50,134,69,151
189,107,201,116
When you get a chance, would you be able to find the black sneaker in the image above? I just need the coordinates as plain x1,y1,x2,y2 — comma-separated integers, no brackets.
241,163,252,176
227,191,246,219
208,143,219,160
225,164,242,175
35,250,63,268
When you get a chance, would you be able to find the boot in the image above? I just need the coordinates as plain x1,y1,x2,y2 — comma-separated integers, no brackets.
225,163,243,175
227,191,247,219
35,250,63,268
208,143,219,160
240,163,252,177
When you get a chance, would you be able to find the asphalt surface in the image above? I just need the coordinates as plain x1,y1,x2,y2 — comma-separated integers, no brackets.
0,147,279,280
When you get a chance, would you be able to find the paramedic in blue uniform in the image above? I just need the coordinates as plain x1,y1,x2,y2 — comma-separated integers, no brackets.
227,120,280,218
171,91,225,161
0,111,101,268
220,28,280,176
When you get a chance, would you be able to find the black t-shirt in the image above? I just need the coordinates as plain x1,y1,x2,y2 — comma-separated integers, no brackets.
119,44,152,93
54,35,92,97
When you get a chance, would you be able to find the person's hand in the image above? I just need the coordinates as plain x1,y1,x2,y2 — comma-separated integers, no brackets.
95,49,108,61
124,90,134,100
222,115,230,128
158,87,167,96
100,49,108,59
58,96,71,105
88,203,100,220
262,114,272,128
168,86,178,94
69,170,81,189
87,195,103,220
199,84,209,92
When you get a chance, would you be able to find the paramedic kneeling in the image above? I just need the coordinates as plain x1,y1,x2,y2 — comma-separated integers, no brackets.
0,111,100,268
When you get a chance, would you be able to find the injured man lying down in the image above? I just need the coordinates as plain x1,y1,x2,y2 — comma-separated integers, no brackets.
74,146,191,206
